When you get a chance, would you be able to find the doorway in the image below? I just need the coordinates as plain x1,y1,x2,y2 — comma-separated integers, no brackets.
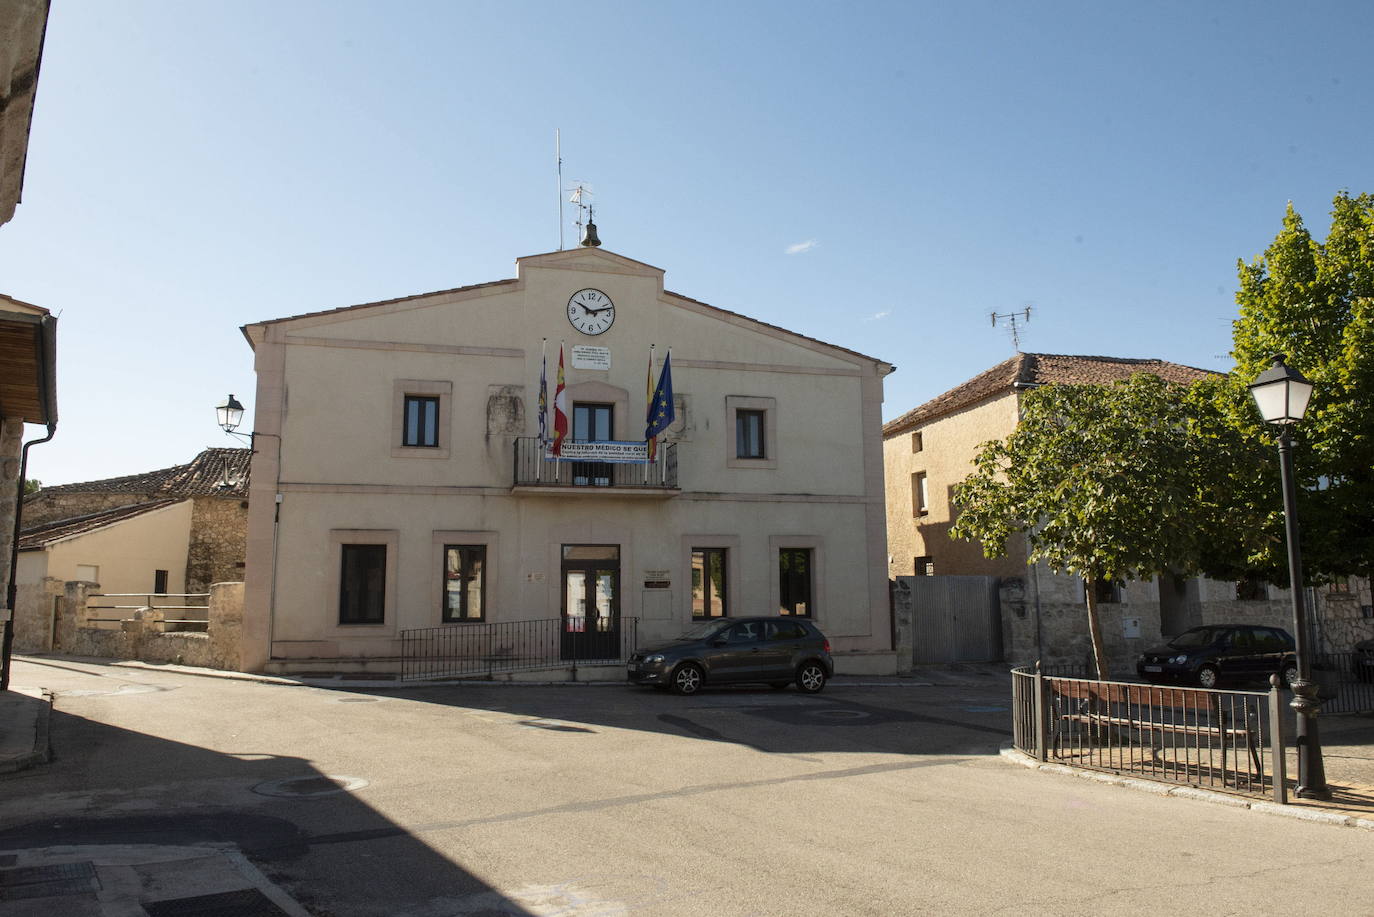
561,544,620,661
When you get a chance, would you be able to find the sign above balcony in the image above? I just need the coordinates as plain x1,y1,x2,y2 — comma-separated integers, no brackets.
571,345,610,370
546,440,648,463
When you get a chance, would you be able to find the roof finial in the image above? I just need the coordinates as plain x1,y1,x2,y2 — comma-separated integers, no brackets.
580,204,601,247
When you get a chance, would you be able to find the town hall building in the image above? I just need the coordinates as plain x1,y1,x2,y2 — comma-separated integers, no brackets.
238,238,895,675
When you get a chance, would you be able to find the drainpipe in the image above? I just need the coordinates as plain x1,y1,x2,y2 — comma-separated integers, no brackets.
4,421,58,691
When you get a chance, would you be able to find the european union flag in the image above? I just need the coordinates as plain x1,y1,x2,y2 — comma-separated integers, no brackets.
645,352,675,444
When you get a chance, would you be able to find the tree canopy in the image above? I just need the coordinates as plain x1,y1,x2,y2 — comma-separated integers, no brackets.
949,374,1267,675
1231,191,1374,581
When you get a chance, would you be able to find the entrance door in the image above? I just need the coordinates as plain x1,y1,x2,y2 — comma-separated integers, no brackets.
561,545,620,661
573,403,613,486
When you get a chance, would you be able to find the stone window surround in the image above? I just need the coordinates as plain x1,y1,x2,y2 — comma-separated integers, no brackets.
430,530,500,627
392,379,453,460
563,379,630,440
679,534,741,622
726,395,778,470
769,534,823,621
328,529,399,635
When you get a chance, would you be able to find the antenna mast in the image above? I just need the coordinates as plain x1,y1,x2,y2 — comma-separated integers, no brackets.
990,306,1033,352
568,182,593,243
556,129,563,250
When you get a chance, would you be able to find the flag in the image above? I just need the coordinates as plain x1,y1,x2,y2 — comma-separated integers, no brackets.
645,351,675,460
537,342,548,444
645,348,656,462
552,343,569,455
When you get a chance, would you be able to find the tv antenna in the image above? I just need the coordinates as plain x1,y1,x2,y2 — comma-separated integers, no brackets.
568,182,599,247
991,306,1033,351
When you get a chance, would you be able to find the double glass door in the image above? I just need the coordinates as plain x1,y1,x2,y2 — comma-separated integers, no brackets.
561,545,620,661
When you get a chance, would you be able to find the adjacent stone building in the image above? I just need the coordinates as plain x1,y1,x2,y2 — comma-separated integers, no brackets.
882,352,1374,672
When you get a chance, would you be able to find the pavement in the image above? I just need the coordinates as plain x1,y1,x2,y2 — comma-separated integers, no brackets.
1,655,1371,915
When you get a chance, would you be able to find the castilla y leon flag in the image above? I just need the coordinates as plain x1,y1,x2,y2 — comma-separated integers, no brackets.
645,350,675,461
552,343,569,455
538,341,548,444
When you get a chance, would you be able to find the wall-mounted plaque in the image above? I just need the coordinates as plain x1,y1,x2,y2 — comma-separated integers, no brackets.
571,345,611,370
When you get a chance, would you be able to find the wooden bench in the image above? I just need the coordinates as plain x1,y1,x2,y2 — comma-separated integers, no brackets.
1050,680,1263,782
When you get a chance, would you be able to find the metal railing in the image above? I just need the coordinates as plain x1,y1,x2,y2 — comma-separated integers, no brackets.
401,617,639,681
84,593,211,633
1011,665,1286,802
1314,651,1374,714
512,438,678,489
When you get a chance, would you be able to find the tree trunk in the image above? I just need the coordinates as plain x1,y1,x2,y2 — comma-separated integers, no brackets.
1085,582,1109,680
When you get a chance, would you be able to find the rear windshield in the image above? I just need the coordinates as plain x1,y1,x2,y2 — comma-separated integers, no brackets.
1168,627,1223,649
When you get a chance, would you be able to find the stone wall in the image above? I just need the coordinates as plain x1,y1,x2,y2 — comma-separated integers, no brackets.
187,497,248,593
50,580,245,670
13,575,62,652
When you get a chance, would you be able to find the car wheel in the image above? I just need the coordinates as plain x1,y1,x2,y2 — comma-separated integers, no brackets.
796,661,827,694
1196,665,1219,689
1281,660,1299,687
670,663,704,696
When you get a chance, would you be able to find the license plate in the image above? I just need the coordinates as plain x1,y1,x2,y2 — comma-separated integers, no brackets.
1144,665,1162,673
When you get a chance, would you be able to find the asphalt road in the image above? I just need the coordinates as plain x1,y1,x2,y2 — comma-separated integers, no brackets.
2,658,1369,916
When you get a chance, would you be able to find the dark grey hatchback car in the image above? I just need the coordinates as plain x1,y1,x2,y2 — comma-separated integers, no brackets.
1136,624,1297,688
627,617,834,695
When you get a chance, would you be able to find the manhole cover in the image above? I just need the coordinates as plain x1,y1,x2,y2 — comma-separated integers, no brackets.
0,861,98,901
809,709,870,720
251,775,368,798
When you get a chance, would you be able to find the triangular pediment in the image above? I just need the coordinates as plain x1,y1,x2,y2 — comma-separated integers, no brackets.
515,247,665,282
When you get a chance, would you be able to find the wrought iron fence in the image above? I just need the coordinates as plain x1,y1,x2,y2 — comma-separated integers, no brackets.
401,617,639,681
1315,651,1374,714
1011,665,1286,802
512,438,678,489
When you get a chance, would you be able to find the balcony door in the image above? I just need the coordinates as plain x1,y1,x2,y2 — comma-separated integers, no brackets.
573,402,613,486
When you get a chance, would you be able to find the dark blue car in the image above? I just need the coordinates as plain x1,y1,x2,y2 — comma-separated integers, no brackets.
627,616,833,695
1136,624,1297,688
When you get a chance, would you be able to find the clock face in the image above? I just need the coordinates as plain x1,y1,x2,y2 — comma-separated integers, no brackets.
567,288,615,335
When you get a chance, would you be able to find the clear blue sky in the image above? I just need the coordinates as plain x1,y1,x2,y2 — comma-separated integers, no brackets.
3,0,1371,485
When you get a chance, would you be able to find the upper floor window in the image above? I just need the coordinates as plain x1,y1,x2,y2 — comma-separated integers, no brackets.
914,556,934,576
1088,577,1121,604
913,472,929,516
403,395,440,447
1236,575,1268,601
911,431,923,453
736,410,766,459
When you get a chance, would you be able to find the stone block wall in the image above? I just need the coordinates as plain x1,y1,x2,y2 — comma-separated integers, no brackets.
0,419,22,608
13,575,62,652
21,491,147,527
49,579,245,670
187,497,248,593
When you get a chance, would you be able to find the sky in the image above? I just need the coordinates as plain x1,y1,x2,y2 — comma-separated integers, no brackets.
2,0,1371,486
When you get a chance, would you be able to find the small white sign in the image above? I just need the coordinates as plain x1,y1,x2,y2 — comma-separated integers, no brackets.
526,572,546,583
571,345,611,370
643,569,669,580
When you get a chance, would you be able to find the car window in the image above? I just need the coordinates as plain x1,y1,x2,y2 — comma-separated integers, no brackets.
1230,629,1255,651
677,621,726,641
767,621,806,642
1169,628,1221,649
1259,628,1292,651
725,622,760,644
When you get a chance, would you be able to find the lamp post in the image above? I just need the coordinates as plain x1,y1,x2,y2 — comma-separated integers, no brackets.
1247,355,1330,800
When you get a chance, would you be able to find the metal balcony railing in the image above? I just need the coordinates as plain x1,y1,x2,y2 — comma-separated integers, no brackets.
512,437,678,490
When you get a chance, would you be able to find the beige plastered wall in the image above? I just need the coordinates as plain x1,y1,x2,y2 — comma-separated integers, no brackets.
26,499,193,595
883,391,1027,580
241,248,891,669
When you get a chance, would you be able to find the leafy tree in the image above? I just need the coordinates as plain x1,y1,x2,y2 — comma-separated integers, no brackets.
949,374,1266,677
1231,192,1374,582
22,478,40,496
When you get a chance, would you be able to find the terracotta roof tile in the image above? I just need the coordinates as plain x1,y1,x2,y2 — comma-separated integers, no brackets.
19,499,183,550
883,353,1218,436
29,448,251,499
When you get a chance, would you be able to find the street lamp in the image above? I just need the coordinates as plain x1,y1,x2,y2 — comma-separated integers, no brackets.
1248,355,1330,800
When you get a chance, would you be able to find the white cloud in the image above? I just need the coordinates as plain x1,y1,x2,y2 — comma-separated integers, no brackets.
784,239,819,255
865,310,891,321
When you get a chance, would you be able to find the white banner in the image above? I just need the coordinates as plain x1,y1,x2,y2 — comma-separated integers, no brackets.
546,440,649,463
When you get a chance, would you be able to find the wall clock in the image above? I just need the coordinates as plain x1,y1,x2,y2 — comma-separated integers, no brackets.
567,288,615,335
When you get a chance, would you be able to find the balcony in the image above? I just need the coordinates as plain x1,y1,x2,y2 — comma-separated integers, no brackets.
512,437,679,497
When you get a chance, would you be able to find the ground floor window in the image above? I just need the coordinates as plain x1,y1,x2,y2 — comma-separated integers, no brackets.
691,548,728,618
340,544,387,624
914,556,934,576
779,548,812,617
443,545,486,622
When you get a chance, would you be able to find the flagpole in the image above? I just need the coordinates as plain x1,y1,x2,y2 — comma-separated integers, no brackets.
537,338,547,482
644,344,654,484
